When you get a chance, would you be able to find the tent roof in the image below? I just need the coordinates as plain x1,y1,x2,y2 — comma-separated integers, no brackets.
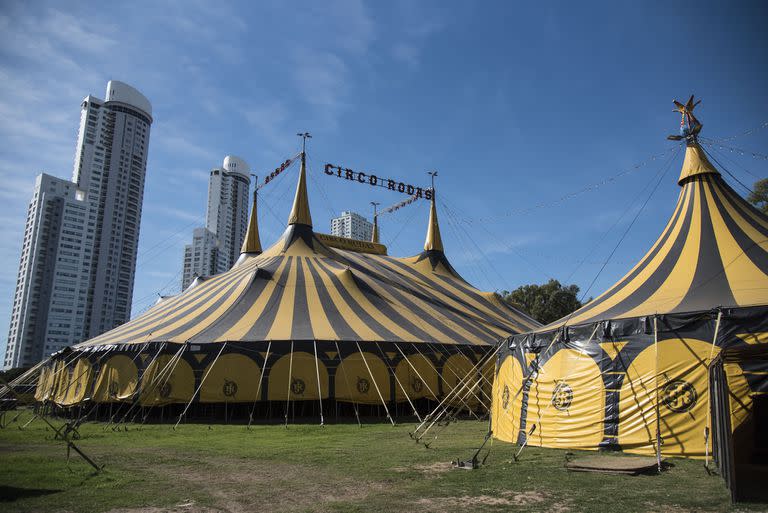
538,141,768,332
78,153,539,349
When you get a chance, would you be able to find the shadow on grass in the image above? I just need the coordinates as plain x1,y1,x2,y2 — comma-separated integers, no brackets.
0,485,62,502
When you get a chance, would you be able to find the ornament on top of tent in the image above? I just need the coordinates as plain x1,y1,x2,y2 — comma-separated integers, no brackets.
667,95,702,141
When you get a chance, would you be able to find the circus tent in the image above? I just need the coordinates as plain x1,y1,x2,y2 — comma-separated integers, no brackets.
491,100,768,483
34,151,539,422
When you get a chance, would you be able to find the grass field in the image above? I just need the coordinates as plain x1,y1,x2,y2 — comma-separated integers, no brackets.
0,409,765,513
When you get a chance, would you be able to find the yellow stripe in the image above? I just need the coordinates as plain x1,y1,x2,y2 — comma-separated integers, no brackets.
150,270,256,340
168,271,255,342
265,258,299,340
214,259,290,341
722,182,768,231
339,261,475,344
313,258,419,341
708,180,768,306
621,181,703,316
564,185,693,325
362,254,515,337
311,259,384,341
85,261,260,346
300,258,340,340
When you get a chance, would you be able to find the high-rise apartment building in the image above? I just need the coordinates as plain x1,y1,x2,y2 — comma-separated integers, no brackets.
181,156,250,291
330,211,373,241
4,81,152,369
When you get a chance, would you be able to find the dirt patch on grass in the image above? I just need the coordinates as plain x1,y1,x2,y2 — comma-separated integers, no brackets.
416,490,570,511
130,453,384,513
108,501,220,513
392,461,453,475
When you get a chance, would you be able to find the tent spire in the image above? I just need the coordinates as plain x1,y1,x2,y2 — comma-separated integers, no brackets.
666,95,720,185
371,202,380,243
288,133,313,227
424,172,443,252
241,183,262,254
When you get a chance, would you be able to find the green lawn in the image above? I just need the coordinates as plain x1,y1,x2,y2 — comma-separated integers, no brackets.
0,409,763,512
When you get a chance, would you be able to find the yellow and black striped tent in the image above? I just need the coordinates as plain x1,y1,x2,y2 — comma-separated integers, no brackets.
492,106,768,467
37,152,539,419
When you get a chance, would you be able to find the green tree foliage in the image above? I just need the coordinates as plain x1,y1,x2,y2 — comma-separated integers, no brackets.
501,279,584,325
748,178,768,214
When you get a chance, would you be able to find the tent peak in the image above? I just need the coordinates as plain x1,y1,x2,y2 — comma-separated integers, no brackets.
241,188,262,254
423,191,444,252
287,150,313,227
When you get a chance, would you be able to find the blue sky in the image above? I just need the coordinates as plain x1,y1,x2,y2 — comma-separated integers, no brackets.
0,1,766,358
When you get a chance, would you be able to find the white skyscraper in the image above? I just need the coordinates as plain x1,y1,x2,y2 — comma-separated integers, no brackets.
4,81,152,369
330,211,373,241
181,156,250,291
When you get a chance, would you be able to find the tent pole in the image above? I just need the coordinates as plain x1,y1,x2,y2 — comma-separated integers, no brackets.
394,344,438,402
413,343,480,420
312,341,324,426
174,342,227,430
376,342,420,422
413,345,502,442
705,308,723,471
285,341,294,428
105,342,172,429
248,341,272,429
335,341,361,428
653,315,662,473
138,344,187,428
111,342,180,428
426,343,484,416
355,342,394,426
413,343,501,434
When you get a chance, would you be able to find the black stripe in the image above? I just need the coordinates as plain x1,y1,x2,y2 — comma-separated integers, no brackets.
311,258,404,341
189,269,272,342
290,258,313,340
674,178,736,311
96,264,258,344
717,176,768,239
323,257,477,345
706,178,768,281
303,259,360,340
244,257,292,340
341,253,502,342
373,254,523,334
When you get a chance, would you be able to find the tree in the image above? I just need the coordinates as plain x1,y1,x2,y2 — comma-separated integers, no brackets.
748,178,768,214
501,279,584,325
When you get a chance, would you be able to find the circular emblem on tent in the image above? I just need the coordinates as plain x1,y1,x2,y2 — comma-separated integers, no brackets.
551,381,573,411
662,379,698,413
222,379,238,398
291,378,306,396
159,382,172,399
502,385,510,410
357,377,370,394
108,381,119,398
411,378,423,393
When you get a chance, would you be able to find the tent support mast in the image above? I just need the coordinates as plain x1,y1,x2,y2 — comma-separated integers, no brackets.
356,342,394,425
653,315,662,473
376,342,421,422
334,341,361,427
247,341,272,429
312,340,324,426
285,341,294,428
174,342,228,430
705,308,723,471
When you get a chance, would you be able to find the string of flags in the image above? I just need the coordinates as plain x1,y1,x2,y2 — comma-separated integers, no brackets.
257,153,302,190
378,191,425,217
